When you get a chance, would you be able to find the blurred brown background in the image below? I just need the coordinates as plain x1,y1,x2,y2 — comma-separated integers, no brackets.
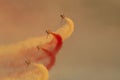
0,0,120,80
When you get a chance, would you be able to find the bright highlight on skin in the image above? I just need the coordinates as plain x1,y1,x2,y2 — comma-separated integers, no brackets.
0,15,74,80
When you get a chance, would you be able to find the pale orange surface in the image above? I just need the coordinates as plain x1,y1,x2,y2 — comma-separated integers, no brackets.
0,0,120,80
0,15,74,80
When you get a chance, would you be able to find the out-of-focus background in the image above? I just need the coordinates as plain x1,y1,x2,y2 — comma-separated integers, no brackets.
0,0,120,80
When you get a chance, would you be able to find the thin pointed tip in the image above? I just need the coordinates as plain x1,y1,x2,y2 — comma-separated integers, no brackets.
46,30,52,34
60,15,65,19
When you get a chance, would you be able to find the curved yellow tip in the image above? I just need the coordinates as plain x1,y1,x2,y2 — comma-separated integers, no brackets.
56,15,74,40
32,63,49,80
